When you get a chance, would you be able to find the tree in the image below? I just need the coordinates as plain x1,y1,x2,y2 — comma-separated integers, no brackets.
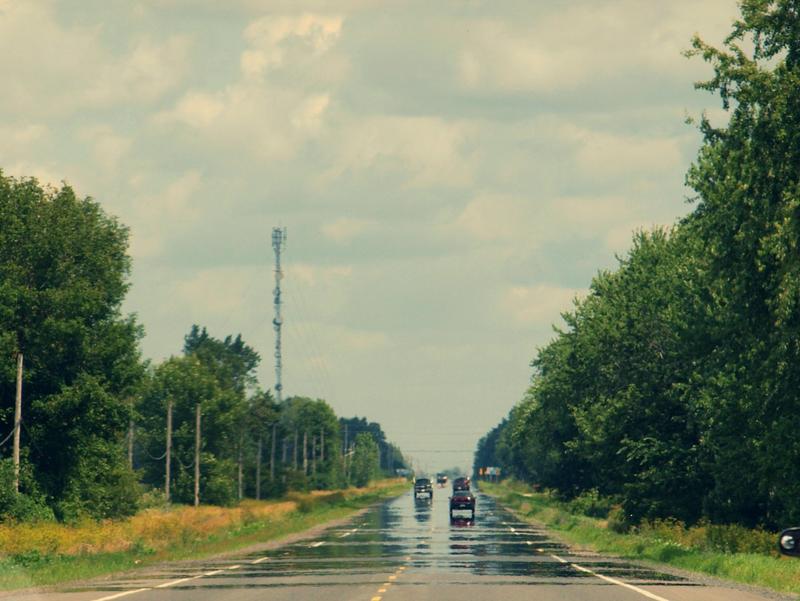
0,173,144,520
684,0,800,526
350,432,379,488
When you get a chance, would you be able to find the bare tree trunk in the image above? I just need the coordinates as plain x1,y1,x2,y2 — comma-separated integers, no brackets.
237,435,243,501
128,419,135,470
303,431,308,475
293,430,298,470
194,404,201,507
12,353,22,494
270,424,277,482
311,436,317,476
165,399,173,502
320,429,325,463
256,435,262,500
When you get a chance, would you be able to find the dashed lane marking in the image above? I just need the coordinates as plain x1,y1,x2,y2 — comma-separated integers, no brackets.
310,541,325,548
550,554,568,563
251,557,270,564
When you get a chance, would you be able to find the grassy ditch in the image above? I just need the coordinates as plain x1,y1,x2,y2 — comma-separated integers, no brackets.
0,479,408,591
482,480,800,596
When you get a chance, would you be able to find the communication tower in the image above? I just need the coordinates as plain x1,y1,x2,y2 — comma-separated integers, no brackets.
272,227,287,402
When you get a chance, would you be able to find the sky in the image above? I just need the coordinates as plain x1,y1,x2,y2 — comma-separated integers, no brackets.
0,0,741,474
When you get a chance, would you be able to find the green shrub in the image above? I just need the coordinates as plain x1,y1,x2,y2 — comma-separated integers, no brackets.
567,488,614,518
607,505,632,533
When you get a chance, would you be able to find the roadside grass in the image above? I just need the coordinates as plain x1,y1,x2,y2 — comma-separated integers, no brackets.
481,481,800,597
0,479,408,591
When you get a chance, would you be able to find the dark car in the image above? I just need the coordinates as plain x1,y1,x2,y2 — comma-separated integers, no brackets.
779,527,800,557
414,477,433,499
436,473,448,487
450,488,476,519
452,476,471,491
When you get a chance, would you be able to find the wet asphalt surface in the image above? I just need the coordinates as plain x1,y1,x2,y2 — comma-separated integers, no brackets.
3,488,783,601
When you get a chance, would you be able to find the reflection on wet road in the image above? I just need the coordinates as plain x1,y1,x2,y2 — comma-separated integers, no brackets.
6,488,783,601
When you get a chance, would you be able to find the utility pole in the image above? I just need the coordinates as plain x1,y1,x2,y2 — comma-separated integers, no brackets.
12,353,22,494
194,404,201,507
320,429,324,463
272,227,286,403
165,399,173,502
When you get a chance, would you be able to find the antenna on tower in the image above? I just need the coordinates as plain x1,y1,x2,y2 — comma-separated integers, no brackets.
272,227,287,402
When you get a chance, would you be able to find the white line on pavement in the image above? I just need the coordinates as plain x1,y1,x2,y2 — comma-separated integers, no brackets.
92,589,151,601
571,563,672,601
251,557,270,564
310,541,325,547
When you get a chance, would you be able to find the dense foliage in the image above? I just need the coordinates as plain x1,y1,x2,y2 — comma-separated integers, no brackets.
0,173,406,522
476,0,800,529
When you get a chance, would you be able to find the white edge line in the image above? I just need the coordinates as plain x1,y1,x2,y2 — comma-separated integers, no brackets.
310,541,325,548
155,576,200,589
92,588,151,601
92,564,236,600
251,556,270,564
571,563,672,601
550,554,568,563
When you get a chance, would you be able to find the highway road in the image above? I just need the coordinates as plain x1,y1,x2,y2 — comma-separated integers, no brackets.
2,489,788,601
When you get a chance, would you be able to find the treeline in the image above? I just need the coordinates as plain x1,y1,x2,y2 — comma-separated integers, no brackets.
0,174,406,522
476,1,800,529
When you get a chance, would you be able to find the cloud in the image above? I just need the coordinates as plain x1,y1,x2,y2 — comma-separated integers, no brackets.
79,125,132,172
154,13,343,161
321,217,372,243
501,284,587,327
325,116,473,187
453,194,534,242
0,2,189,116
563,125,685,177
242,13,343,76
457,0,738,95
127,170,203,259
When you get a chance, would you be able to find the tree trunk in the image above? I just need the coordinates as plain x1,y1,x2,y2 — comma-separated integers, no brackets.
128,419,135,470
312,435,317,476
194,404,201,507
238,435,243,501
256,435,262,500
12,353,22,494
293,430,298,470
165,398,173,503
303,431,308,475
270,424,276,481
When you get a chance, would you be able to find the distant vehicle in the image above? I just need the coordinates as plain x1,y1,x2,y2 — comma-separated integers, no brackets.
452,476,470,491
414,478,433,499
779,527,800,557
436,473,448,486
450,488,476,520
